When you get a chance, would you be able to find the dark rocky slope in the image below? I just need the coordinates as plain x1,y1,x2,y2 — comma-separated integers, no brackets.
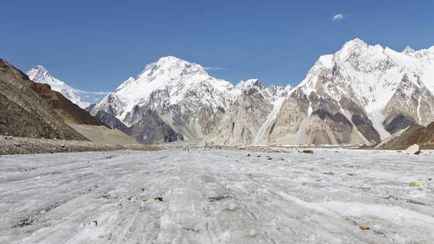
0,59,85,140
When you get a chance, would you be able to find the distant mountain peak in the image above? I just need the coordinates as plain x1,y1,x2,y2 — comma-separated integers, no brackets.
32,64,49,72
342,38,368,49
402,45,416,54
138,56,208,81
27,65,89,108
157,55,183,63
27,65,63,86
236,79,264,90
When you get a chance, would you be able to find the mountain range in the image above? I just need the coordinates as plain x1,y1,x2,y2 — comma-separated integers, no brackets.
18,38,434,147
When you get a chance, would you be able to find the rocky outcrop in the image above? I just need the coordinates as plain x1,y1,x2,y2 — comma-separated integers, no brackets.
205,86,273,145
204,79,289,146
31,82,105,126
125,107,183,144
93,110,129,133
382,74,434,132
377,122,434,149
0,59,86,140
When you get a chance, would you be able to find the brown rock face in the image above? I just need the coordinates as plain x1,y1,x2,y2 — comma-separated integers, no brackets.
31,82,105,126
0,59,86,140
378,122,434,149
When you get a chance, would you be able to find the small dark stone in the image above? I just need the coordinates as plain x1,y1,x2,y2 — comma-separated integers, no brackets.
208,195,231,202
300,149,314,154
155,197,163,202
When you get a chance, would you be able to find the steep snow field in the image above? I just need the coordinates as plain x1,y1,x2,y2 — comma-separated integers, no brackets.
0,149,433,243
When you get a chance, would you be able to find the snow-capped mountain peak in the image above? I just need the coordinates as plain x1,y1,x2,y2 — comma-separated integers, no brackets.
138,56,208,81
283,38,434,144
402,45,416,54
27,65,62,86
298,38,434,110
30,64,49,75
93,56,238,140
117,56,215,92
27,65,89,108
235,79,264,90
341,38,368,50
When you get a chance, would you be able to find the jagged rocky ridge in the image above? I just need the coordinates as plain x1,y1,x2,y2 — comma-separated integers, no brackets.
91,39,434,146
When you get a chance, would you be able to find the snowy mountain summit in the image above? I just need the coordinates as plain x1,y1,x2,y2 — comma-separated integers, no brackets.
27,65,90,108
91,56,287,144
108,56,236,123
91,56,239,143
268,38,434,145
91,39,434,146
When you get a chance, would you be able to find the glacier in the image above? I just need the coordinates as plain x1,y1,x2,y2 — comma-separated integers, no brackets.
1,148,433,243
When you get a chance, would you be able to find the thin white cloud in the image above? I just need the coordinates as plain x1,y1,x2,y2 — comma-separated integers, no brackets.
332,13,347,22
204,66,225,71
76,89,110,95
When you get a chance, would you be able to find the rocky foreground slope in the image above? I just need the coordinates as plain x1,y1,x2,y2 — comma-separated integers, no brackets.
0,60,137,146
0,59,85,140
377,122,434,149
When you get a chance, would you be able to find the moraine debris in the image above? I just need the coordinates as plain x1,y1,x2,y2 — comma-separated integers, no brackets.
208,195,232,202
409,180,424,188
359,225,370,231
405,144,421,155
154,197,163,202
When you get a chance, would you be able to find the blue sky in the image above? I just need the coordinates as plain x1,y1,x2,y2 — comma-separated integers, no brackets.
1,0,433,92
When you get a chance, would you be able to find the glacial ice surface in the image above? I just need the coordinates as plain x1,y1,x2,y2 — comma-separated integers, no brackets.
0,148,433,243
